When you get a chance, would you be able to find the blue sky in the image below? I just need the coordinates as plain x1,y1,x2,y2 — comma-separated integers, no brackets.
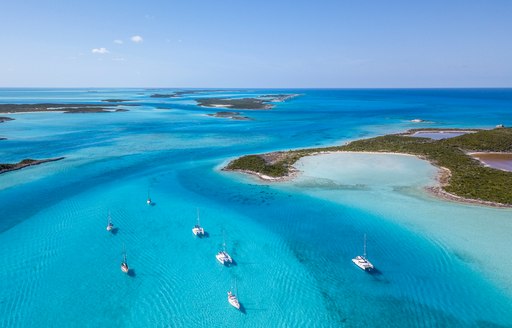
1,0,511,87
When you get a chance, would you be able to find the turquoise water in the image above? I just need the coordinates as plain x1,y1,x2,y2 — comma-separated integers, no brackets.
1,89,511,327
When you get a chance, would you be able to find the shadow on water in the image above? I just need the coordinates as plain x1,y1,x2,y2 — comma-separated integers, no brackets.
368,268,383,276
128,269,136,277
367,268,390,283
227,260,238,267
148,202,156,207
196,232,210,238
110,227,119,235
238,304,247,314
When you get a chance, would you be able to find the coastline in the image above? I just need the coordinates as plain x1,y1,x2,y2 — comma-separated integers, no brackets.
224,127,512,208
228,150,512,208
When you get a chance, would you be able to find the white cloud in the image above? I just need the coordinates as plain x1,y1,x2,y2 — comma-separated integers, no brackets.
131,35,143,43
114,39,123,44
91,47,109,54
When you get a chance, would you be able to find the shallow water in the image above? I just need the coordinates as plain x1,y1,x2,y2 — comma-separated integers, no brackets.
471,152,512,172
1,88,512,327
412,131,471,139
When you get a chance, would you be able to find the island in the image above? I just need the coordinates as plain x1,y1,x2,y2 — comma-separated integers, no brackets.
0,157,65,175
207,111,251,120
197,94,300,110
0,104,130,114
0,116,14,123
150,90,227,98
225,127,512,206
101,99,130,103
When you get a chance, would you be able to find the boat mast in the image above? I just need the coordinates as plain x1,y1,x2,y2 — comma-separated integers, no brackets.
123,243,127,263
363,234,367,259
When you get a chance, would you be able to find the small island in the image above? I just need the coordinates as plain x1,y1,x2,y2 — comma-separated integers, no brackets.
0,116,14,123
197,94,300,110
150,90,227,98
207,111,251,120
101,99,129,103
0,104,129,114
225,127,512,206
0,157,65,175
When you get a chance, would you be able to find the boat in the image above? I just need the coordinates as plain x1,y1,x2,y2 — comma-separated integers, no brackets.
352,234,374,271
121,246,129,273
228,279,241,310
146,189,152,205
192,208,205,237
106,211,114,231
227,291,240,310
216,236,233,265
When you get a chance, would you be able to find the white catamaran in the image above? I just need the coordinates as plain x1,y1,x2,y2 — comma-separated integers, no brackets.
216,234,233,265
352,234,374,271
192,208,205,237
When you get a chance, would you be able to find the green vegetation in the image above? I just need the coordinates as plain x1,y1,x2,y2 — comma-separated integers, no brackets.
226,128,512,205
227,155,288,177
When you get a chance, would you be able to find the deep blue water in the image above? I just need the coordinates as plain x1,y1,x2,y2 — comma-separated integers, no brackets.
0,88,511,327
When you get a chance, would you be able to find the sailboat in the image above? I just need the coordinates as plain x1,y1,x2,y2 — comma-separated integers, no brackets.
216,233,233,265
352,234,374,271
228,279,241,310
106,211,114,232
121,245,129,273
192,208,205,237
146,189,152,205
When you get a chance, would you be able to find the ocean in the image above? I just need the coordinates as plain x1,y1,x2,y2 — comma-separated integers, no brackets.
0,88,511,327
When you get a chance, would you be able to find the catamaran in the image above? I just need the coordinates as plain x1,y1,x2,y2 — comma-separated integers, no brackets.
192,208,205,237
352,234,374,271
216,237,233,265
121,246,129,273
106,211,114,232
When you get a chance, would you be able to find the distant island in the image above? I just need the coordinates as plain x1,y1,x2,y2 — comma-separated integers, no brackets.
225,127,512,207
0,104,129,114
207,111,251,120
101,99,130,103
0,116,14,123
150,90,227,98
197,94,300,110
0,157,65,175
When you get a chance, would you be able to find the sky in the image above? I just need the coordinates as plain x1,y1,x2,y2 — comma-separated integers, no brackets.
0,0,511,88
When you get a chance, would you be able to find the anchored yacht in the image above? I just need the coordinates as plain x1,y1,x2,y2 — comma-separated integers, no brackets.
216,240,233,265
352,234,374,271
192,209,205,237
146,193,152,205
106,211,114,232
228,291,240,310
121,246,129,273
